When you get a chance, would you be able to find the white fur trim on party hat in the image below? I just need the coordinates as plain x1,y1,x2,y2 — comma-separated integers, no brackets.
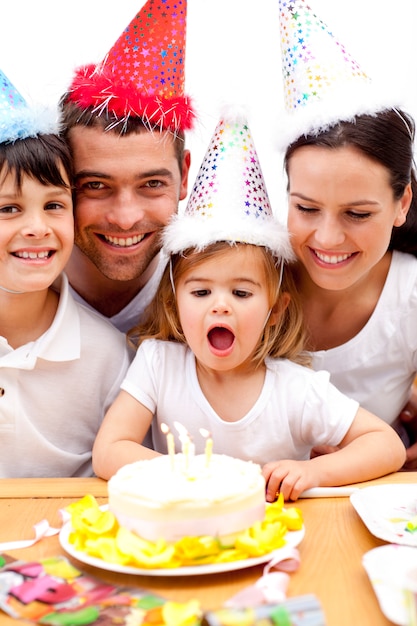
0,69,58,143
163,111,295,261
277,0,406,148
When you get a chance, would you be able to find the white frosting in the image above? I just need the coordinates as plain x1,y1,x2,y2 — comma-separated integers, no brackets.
108,454,266,542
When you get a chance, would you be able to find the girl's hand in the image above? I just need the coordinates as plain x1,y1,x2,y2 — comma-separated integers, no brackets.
262,459,320,502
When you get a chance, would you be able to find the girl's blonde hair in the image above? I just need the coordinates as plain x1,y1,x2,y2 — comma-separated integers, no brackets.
130,242,310,368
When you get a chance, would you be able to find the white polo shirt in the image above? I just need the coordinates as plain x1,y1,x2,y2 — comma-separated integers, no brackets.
0,273,130,477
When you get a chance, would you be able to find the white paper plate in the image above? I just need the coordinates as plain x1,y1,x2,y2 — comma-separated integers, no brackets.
350,484,417,546
59,518,304,577
363,544,417,625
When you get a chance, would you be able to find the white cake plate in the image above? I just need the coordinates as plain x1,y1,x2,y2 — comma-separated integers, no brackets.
59,518,305,577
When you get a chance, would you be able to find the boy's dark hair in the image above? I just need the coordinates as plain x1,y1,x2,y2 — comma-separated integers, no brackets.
0,134,73,190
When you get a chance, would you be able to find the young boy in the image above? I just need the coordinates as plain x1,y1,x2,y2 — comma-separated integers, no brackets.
0,69,130,477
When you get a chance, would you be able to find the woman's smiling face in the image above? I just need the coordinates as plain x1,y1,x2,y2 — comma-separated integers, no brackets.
287,144,411,292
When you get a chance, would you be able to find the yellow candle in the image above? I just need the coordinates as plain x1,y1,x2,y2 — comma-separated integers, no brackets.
199,428,213,467
167,432,175,462
183,436,190,472
205,437,213,467
161,423,175,470
174,422,192,473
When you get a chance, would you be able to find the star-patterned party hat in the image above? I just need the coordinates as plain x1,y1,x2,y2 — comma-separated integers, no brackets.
278,0,403,146
0,69,58,143
163,109,294,260
66,0,195,133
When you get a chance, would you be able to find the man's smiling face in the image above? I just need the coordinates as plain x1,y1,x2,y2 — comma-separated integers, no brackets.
69,125,190,283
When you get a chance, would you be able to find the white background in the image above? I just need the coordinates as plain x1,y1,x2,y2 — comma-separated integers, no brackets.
1,0,416,215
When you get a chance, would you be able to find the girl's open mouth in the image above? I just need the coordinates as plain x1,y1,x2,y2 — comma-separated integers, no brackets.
208,327,235,352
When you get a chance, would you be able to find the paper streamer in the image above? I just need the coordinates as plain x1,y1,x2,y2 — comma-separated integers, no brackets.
0,510,69,552
225,546,301,608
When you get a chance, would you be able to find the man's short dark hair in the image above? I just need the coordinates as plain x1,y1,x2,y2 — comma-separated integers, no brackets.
59,97,185,171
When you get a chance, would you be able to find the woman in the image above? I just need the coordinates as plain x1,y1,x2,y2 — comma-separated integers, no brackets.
284,108,417,468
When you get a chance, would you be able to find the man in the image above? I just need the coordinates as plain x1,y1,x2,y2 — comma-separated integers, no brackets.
60,0,195,333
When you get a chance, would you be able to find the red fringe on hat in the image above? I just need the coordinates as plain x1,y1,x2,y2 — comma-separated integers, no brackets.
67,65,195,133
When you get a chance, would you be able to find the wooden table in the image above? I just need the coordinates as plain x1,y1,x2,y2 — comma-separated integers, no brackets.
0,473,416,625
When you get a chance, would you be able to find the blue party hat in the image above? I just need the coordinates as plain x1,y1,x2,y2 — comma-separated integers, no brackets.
0,69,58,143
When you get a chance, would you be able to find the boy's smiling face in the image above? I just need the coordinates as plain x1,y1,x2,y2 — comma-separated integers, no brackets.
0,166,73,294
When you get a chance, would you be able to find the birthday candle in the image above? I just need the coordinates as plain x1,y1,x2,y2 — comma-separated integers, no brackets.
161,423,175,470
174,422,192,473
199,428,213,467
182,436,190,472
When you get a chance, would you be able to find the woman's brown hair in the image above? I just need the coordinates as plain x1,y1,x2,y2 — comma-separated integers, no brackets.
284,109,417,256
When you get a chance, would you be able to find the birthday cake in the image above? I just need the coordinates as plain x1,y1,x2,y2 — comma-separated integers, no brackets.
108,453,266,542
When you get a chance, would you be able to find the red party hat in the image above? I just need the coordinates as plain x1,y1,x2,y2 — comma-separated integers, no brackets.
67,0,195,133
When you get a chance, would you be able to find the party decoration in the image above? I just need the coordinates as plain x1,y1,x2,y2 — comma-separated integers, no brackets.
0,553,201,625
280,0,369,114
0,553,326,625
163,109,294,260
67,0,195,133
66,493,303,569
277,0,403,146
0,69,58,143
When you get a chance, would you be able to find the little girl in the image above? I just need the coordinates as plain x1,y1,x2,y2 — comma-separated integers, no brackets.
0,69,130,477
92,113,405,500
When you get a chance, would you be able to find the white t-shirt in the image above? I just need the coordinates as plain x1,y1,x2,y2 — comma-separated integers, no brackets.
69,252,167,334
311,251,417,426
121,339,358,465
0,274,130,478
